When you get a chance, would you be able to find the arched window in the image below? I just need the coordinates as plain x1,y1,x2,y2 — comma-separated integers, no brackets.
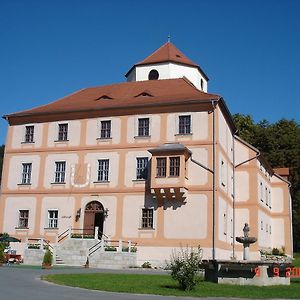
148,69,159,80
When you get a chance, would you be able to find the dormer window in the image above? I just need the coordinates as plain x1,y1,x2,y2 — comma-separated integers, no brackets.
200,79,204,90
148,69,159,80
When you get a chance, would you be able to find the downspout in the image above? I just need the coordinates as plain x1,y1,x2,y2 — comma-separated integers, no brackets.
212,100,217,261
232,129,238,259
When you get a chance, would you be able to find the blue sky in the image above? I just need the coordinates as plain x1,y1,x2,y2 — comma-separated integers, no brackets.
0,0,299,144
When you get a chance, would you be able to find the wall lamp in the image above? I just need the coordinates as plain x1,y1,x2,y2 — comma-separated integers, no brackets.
75,208,81,222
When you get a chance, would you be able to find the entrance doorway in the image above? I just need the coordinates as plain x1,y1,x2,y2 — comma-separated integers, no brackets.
83,201,104,239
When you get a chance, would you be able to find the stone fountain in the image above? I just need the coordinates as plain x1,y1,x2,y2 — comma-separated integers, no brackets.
236,223,257,260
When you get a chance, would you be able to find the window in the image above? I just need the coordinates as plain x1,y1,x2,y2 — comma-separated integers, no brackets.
221,160,226,186
21,163,32,184
58,123,68,141
18,210,29,228
169,157,180,176
55,162,66,183
260,182,263,202
200,78,204,90
48,210,58,228
97,159,109,182
148,69,159,80
24,126,34,143
260,220,263,230
100,120,111,139
269,190,272,209
269,225,272,235
156,158,166,177
142,208,153,228
178,115,191,134
138,118,149,137
266,223,268,233
265,187,268,206
136,157,148,180
223,213,227,235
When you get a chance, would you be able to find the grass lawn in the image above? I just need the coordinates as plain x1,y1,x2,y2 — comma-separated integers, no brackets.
43,273,300,299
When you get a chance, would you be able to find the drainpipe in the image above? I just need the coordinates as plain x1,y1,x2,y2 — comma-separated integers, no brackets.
212,100,217,261
232,129,238,259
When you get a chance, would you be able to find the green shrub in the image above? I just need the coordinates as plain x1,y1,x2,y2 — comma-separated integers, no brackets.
43,249,53,265
0,247,5,263
104,246,117,252
167,246,203,291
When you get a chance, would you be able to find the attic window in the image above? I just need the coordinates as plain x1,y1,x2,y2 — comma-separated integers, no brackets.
135,91,153,98
148,69,159,80
176,54,181,58
96,95,113,100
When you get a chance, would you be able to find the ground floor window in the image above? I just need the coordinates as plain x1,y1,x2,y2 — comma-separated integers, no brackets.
18,210,29,228
48,210,58,228
142,208,153,228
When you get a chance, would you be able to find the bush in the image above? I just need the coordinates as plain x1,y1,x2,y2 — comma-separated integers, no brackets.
42,249,53,265
167,246,203,291
0,247,5,263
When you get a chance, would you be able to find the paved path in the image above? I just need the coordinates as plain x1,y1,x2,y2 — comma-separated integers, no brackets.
0,265,291,300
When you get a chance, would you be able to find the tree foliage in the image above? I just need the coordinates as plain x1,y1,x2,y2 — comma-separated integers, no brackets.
233,114,300,252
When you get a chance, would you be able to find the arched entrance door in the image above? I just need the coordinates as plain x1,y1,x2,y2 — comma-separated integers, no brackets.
84,201,104,239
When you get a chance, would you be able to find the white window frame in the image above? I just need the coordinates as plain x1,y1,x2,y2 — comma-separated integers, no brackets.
57,123,68,141
97,159,109,182
134,115,151,138
21,162,32,184
48,210,58,228
18,209,29,228
54,161,66,183
136,157,149,180
177,114,192,135
24,125,34,143
100,120,112,139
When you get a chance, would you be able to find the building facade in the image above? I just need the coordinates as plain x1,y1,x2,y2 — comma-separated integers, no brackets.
0,42,293,265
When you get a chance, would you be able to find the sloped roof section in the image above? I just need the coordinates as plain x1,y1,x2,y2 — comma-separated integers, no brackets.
126,42,209,80
137,42,199,68
4,78,220,124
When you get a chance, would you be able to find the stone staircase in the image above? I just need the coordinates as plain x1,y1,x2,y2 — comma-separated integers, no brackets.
55,254,65,266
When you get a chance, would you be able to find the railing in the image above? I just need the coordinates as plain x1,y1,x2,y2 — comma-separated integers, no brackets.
57,227,108,243
88,239,137,257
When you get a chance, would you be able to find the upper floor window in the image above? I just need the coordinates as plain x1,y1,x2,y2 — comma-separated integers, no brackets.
148,69,159,80
100,120,111,139
24,126,34,143
138,118,150,137
178,115,191,134
18,210,29,228
156,157,166,177
21,163,32,184
58,123,68,141
169,157,180,176
221,160,226,186
97,159,109,182
48,210,58,228
136,157,148,180
55,161,66,183
260,182,263,202
141,208,154,228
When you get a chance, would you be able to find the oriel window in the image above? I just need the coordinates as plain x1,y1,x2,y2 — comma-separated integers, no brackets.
169,157,180,176
156,157,166,177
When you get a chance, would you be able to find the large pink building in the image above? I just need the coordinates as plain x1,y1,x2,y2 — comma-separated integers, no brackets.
0,42,293,265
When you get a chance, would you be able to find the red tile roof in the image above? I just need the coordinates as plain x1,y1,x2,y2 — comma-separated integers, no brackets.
137,42,199,68
125,42,209,80
5,78,220,123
